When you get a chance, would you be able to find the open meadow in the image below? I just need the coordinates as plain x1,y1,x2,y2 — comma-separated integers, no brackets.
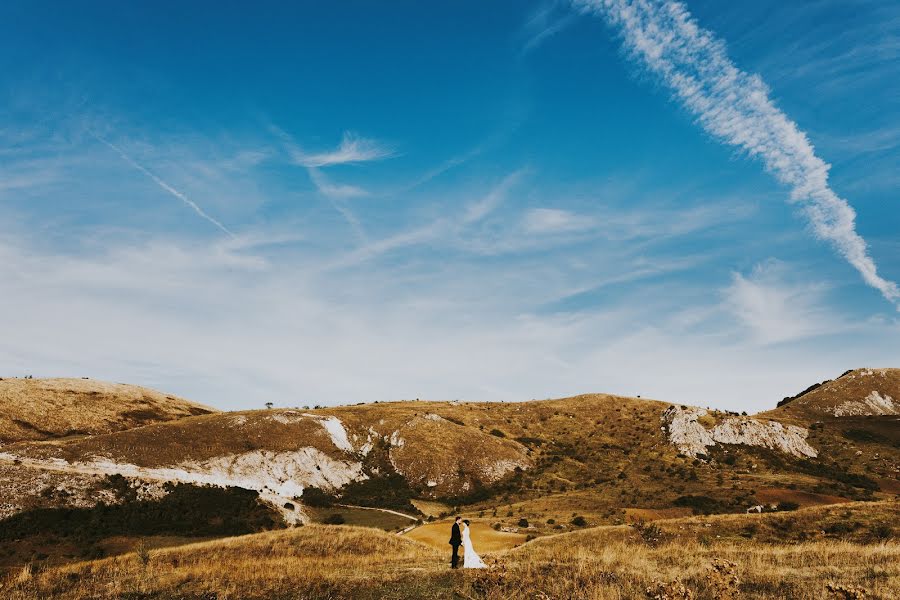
3,500,897,599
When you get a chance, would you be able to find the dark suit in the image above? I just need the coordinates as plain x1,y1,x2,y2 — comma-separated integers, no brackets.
449,522,462,568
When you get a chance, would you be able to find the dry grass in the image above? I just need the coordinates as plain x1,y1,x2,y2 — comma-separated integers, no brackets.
411,499,452,517
763,368,900,422
405,520,527,553
470,536,900,599
1,525,447,600
0,377,214,444
4,503,897,600
305,505,414,531
3,532,896,600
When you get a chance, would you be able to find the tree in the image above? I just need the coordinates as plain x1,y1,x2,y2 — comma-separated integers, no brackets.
264,402,274,410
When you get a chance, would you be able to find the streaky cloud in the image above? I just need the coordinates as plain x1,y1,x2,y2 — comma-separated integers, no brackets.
307,167,369,199
290,131,394,168
522,1,578,54
573,0,900,307
90,132,234,238
462,169,526,224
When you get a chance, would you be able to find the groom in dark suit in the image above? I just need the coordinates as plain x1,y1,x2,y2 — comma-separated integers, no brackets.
449,516,462,568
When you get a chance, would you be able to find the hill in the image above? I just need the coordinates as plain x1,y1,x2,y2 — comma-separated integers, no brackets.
1,372,898,575
0,377,216,444
764,368,900,421
3,501,897,599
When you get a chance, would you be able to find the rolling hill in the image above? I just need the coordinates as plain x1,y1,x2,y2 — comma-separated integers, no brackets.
0,370,897,576
0,377,216,444
3,501,897,599
763,367,900,421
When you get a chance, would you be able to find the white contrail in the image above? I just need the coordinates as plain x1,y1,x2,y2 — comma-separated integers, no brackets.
91,133,235,237
573,0,899,306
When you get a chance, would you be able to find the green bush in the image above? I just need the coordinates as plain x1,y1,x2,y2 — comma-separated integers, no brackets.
323,513,346,525
0,483,279,545
300,487,335,508
672,495,726,515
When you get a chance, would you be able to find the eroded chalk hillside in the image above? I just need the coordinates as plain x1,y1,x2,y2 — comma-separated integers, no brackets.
764,368,900,421
0,405,530,523
0,377,216,444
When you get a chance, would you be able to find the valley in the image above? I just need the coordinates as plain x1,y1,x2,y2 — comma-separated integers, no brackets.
0,369,897,598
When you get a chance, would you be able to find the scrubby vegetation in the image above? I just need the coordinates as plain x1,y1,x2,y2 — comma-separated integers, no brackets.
3,503,898,599
0,482,279,565
302,438,419,514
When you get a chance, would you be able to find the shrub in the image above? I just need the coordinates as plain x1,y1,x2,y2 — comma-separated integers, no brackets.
777,502,800,512
514,436,545,447
300,487,335,508
0,483,279,550
323,513,346,525
570,515,587,527
631,520,664,547
135,538,152,569
518,518,529,528
489,429,506,438
672,495,725,515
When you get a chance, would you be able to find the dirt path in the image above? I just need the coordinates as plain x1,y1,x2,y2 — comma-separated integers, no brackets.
336,504,419,521
331,504,421,534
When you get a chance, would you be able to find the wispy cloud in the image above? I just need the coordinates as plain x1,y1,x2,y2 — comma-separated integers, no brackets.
307,167,368,199
723,260,841,345
90,132,235,237
574,0,900,307
288,131,394,168
325,170,527,270
268,127,371,237
521,1,578,54
522,208,595,234
462,169,526,224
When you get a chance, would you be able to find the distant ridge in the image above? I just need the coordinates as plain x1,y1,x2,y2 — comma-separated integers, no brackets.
0,377,216,444
763,368,900,420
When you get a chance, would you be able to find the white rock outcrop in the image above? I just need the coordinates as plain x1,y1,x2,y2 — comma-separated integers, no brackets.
0,447,366,525
833,391,897,417
663,406,817,459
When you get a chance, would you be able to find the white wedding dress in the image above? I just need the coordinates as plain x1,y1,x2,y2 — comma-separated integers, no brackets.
462,524,487,569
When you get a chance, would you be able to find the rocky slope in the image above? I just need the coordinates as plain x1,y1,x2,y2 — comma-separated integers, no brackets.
764,368,900,421
662,406,817,458
0,406,531,523
0,377,216,444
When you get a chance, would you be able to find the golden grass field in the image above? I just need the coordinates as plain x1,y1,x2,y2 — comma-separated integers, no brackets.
3,501,897,599
305,505,414,531
0,377,215,444
404,520,528,553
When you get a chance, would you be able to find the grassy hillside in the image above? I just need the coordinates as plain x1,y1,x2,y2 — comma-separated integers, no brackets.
764,368,900,421
4,392,898,537
3,373,899,580
3,501,897,599
0,378,215,444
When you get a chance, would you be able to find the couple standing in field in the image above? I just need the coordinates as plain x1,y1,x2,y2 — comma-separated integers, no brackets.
449,516,487,569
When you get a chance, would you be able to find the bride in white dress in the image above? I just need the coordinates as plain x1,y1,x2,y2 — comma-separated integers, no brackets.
461,520,487,569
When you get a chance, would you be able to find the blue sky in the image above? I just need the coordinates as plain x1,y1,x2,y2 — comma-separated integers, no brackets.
1,0,898,412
